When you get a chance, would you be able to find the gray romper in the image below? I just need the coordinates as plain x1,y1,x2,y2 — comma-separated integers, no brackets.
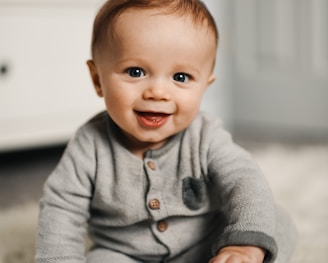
36,111,296,263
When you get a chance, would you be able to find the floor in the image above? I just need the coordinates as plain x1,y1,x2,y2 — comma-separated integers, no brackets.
0,145,66,209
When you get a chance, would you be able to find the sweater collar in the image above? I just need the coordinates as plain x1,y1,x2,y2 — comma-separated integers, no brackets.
106,113,184,159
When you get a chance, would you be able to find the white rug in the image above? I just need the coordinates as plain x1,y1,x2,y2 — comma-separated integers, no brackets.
251,143,328,263
0,143,327,263
0,203,38,263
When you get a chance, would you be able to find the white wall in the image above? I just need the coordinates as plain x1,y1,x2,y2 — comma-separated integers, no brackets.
201,0,233,128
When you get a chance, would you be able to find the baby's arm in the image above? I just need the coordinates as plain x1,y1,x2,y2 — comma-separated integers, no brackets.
209,246,265,263
36,128,94,262
206,120,278,262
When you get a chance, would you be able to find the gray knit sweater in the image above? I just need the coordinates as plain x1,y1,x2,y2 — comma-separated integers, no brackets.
36,111,278,262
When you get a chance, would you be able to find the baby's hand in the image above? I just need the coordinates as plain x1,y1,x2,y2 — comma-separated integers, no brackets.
209,246,265,263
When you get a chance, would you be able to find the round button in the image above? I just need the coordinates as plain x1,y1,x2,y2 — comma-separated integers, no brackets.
149,199,160,210
147,161,156,170
157,220,168,232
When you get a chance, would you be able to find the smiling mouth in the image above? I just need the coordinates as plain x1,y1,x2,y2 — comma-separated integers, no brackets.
135,111,171,128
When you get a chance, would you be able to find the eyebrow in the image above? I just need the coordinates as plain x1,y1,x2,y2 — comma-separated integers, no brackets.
115,57,147,65
174,63,201,76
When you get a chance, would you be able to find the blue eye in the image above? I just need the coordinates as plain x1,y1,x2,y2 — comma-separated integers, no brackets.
127,67,145,78
173,72,190,83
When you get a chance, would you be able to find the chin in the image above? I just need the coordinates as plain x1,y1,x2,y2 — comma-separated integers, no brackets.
141,137,167,144
139,135,170,146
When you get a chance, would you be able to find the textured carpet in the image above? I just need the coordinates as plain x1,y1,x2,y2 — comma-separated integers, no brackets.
251,143,328,263
0,143,327,263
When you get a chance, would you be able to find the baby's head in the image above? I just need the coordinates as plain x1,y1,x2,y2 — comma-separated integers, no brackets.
90,0,218,62
87,0,219,156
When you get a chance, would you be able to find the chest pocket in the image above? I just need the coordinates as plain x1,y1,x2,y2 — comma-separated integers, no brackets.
182,176,207,210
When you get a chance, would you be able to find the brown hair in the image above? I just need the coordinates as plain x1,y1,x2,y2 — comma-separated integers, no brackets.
90,0,219,60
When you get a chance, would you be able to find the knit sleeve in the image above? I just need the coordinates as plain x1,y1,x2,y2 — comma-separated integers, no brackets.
35,126,96,263
207,124,278,263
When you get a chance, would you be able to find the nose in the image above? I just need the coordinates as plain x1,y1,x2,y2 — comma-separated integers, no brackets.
142,78,171,101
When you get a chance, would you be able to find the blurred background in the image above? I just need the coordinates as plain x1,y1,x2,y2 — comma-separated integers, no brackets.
1,0,328,150
0,0,327,262
206,0,328,142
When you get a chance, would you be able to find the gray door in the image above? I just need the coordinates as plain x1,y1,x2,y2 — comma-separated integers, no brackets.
229,0,328,141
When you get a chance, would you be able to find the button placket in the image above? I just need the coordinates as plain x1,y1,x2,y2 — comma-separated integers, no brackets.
157,220,168,232
148,198,161,210
147,160,156,171
144,158,167,220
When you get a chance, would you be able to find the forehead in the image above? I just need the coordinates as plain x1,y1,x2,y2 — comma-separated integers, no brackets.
111,8,216,48
98,8,216,73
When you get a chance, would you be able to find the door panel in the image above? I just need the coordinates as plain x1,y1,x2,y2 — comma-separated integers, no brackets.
231,0,328,140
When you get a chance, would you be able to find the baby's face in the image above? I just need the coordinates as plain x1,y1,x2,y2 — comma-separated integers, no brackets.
89,8,216,154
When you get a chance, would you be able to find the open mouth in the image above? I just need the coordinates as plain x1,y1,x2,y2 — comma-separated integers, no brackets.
135,111,171,128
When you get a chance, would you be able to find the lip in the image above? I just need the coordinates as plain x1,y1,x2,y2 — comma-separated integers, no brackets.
135,111,171,128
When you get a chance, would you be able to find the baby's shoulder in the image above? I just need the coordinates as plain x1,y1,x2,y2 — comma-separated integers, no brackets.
72,111,110,143
188,111,224,137
79,110,108,131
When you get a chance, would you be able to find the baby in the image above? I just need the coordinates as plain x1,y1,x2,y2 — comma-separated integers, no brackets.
36,0,296,262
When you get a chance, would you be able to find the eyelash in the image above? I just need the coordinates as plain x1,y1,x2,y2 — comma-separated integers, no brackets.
125,67,191,83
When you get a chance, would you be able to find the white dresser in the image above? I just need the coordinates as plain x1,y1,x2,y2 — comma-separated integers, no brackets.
0,0,104,151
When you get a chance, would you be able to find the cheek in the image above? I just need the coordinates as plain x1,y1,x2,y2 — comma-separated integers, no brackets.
173,98,202,131
178,90,204,113
102,83,138,116
105,93,128,113
101,85,124,112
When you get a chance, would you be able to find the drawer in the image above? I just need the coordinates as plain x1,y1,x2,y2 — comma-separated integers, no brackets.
0,3,104,151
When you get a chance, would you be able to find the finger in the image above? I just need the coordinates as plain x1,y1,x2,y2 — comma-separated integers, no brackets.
208,253,230,263
225,255,243,263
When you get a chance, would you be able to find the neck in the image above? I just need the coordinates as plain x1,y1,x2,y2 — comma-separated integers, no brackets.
117,129,167,159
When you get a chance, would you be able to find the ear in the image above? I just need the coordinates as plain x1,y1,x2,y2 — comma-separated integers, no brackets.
87,60,103,97
207,74,216,86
